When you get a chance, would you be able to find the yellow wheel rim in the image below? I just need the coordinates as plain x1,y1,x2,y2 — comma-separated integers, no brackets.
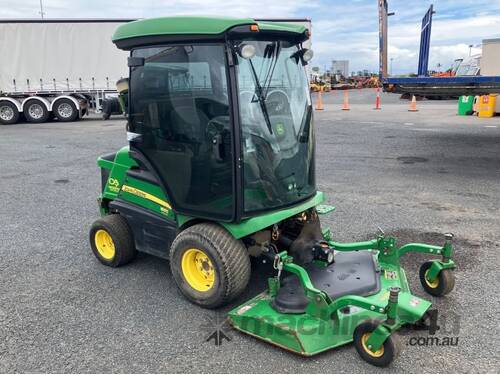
181,248,215,292
361,333,385,358
94,229,116,260
424,269,439,289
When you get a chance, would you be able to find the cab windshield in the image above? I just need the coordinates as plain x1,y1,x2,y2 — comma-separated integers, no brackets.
236,40,315,212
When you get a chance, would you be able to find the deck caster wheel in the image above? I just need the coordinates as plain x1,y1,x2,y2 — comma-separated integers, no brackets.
89,214,136,267
419,261,455,297
353,322,400,367
170,223,250,308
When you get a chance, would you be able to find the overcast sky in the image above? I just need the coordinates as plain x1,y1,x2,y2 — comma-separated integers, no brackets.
2,0,500,74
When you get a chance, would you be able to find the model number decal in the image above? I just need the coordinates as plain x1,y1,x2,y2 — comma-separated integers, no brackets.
121,185,172,210
384,270,398,280
107,178,120,193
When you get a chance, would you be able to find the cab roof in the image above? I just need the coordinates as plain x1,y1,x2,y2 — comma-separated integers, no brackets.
112,16,309,50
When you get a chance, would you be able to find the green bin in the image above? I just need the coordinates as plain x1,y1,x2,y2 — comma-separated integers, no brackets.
458,95,474,115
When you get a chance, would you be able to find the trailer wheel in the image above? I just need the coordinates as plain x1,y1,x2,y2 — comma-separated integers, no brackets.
0,101,19,125
53,98,78,122
170,223,251,308
23,99,49,123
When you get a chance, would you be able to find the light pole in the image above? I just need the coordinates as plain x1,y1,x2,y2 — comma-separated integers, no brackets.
39,0,45,19
390,57,394,76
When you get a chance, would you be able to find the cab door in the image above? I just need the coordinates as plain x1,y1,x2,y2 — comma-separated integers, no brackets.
128,44,235,220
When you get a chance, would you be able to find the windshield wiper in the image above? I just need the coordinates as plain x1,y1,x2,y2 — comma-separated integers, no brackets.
248,59,274,135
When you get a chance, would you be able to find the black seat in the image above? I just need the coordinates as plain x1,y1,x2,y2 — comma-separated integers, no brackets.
272,251,381,314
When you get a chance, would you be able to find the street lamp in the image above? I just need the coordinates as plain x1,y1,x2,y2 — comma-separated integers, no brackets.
39,0,45,19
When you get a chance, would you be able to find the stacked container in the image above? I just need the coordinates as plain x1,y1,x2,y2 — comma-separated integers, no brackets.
477,94,498,118
458,96,474,115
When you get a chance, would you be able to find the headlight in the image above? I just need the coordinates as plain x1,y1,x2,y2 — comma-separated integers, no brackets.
302,49,314,62
239,44,256,59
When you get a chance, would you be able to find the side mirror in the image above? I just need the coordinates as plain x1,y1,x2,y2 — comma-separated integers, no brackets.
127,56,144,67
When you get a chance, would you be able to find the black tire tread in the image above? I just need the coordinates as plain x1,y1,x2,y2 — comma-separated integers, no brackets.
439,269,455,295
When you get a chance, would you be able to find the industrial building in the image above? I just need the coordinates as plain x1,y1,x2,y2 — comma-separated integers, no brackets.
332,59,349,77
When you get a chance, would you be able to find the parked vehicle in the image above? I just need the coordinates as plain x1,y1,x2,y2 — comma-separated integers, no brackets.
0,19,131,125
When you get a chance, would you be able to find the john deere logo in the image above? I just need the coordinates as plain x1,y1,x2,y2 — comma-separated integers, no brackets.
275,123,285,136
108,178,119,187
107,178,120,192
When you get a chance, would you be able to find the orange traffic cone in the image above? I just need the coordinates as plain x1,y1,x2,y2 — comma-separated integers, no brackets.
374,88,381,110
408,95,418,112
342,90,350,111
315,89,324,110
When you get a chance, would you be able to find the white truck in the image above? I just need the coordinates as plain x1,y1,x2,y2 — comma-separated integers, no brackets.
0,19,130,125
0,18,311,125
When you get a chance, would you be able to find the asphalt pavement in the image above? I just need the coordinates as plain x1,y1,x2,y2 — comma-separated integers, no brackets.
0,89,499,373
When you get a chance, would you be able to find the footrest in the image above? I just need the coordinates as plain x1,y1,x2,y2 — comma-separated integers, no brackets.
273,251,381,313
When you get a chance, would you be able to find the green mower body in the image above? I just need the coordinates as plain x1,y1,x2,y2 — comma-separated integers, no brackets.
89,16,456,366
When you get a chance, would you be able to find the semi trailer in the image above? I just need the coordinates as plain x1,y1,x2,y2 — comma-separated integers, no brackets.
0,18,311,125
0,19,131,125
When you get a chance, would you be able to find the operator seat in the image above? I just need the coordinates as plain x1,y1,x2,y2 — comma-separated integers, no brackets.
169,96,210,143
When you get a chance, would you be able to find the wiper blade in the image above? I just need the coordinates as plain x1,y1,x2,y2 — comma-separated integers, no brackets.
248,59,273,135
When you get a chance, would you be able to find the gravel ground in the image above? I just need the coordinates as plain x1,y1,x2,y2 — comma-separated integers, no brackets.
0,89,499,373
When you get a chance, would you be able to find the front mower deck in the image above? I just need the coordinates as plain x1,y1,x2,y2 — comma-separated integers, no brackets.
229,252,429,356
228,232,455,362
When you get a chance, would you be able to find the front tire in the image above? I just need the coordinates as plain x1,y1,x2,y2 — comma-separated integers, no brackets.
353,321,400,367
0,101,19,125
170,223,251,308
89,214,136,267
23,99,49,123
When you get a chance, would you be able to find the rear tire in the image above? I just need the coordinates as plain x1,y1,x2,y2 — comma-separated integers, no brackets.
170,223,251,308
89,214,136,267
23,99,49,123
0,101,19,125
53,98,78,122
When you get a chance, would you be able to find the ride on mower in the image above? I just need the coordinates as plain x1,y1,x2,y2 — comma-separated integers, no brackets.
89,17,456,366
